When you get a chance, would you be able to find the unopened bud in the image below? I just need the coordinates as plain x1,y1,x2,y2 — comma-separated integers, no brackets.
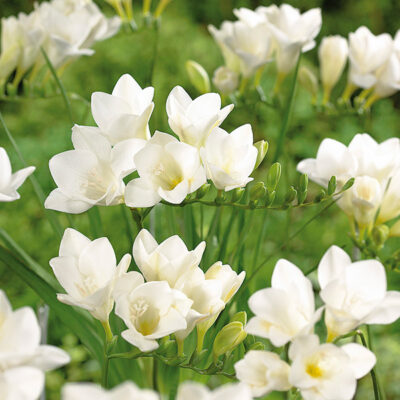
328,176,337,195
231,187,245,203
254,140,269,170
248,341,265,351
196,183,210,199
212,66,239,95
265,189,276,206
186,60,211,94
284,186,297,204
250,182,266,201
372,225,390,247
213,321,247,360
230,311,247,325
266,163,281,192
298,66,318,101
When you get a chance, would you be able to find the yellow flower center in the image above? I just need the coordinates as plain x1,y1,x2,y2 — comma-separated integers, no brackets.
306,362,323,378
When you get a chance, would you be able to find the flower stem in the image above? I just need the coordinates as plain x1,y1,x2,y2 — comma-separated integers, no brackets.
273,55,301,162
101,321,113,388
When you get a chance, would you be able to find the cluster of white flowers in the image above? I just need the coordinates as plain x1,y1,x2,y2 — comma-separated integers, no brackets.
44,74,260,213
234,246,400,400
318,26,400,105
51,228,244,352
298,133,400,231
0,0,120,87
0,147,35,202
0,290,70,399
209,3,322,93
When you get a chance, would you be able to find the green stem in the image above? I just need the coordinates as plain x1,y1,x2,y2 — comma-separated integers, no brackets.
273,55,301,162
41,47,74,124
101,321,113,388
356,330,380,400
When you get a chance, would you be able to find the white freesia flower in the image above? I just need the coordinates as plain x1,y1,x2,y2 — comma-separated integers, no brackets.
208,22,241,73
318,36,348,102
37,0,120,69
371,52,400,99
115,279,192,352
235,350,291,397
91,74,154,144
125,131,207,207
166,86,233,148
132,229,205,288
200,124,258,191
50,228,131,322
257,4,322,74
220,19,272,78
0,147,35,202
0,290,70,400
0,13,44,85
212,66,239,95
177,381,252,400
62,381,159,400
318,245,400,340
246,259,322,347
348,26,393,89
289,334,376,400
378,170,400,223
45,125,144,213
297,133,400,226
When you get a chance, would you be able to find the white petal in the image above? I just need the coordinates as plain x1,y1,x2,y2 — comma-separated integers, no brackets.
341,343,376,379
318,245,351,289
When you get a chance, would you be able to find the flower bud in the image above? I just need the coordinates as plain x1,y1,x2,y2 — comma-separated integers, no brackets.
319,36,348,103
265,189,276,206
327,176,337,195
186,60,211,94
248,341,265,351
253,140,269,170
284,186,297,204
212,66,239,95
314,189,326,203
196,183,211,199
213,321,247,360
230,311,247,325
372,224,390,248
266,162,281,192
231,187,245,203
298,66,318,102
250,182,266,202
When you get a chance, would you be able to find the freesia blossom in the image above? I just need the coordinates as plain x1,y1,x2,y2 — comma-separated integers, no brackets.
216,19,272,78
348,26,393,89
257,4,322,74
50,228,131,322
124,131,207,207
208,22,241,73
0,290,70,400
212,66,239,95
166,86,233,148
62,381,159,400
318,246,400,340
318,36,348,102
36,0,120,69
0,147,35,202
235,350,291,397
200,124,258,191
115,279,192,352
132,229,205,288
91,74,154,144
297,133,400,227
177,381,252,400
45,125,144,213
289,334,376,400
246,259,322,347
370,52,400,100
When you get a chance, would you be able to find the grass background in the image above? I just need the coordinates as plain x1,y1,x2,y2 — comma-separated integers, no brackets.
1,0,400,398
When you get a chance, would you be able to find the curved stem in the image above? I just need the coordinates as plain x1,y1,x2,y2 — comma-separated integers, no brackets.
101,321,113,388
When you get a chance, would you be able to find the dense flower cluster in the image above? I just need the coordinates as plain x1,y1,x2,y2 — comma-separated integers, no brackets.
298,133,400,232
209,3,322,93
0,0,120,88
234,246,400,399
44,74,261,213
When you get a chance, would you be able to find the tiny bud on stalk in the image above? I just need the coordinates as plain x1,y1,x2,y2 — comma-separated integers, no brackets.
267,162,281,192
186,60,211,94
213,321,247,360
254,140,269,169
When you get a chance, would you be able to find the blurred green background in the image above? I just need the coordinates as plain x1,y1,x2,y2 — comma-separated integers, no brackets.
1,0,400,398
